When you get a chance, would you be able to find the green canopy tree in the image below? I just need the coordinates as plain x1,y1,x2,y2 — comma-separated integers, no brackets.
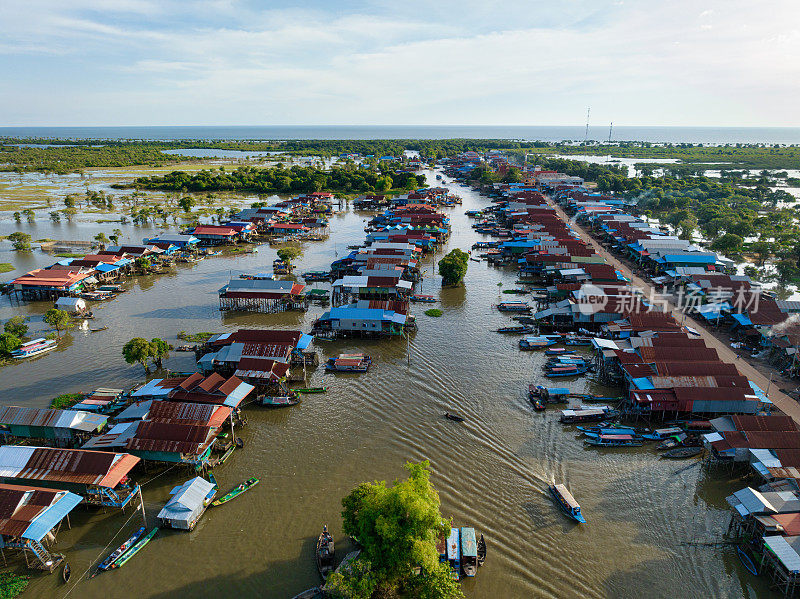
43,308,71,339
94,232,110,247
4,316,29,338
7,232,32,252
438,249,469,286
710,233,744,255
123,337,154,374
178,196,196,212
135,256,151,270
330,460,463,599
150,338,170,369
276,246,302,267
0,333,22,358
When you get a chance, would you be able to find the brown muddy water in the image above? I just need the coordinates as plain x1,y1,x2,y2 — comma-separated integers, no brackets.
0,170,773,598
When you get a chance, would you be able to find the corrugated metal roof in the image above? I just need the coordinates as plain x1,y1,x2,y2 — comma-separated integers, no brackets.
765,535,800,573
22,490,82,541
158,477,215,519
0,446,139,488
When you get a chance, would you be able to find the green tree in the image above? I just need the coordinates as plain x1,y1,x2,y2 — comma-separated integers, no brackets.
178,196,196,213
123,337,154,374
13,212,21,223
43,308,71,339
438,249,469,286
7,232,32,252
150,338,170,369
62,207,78,222
94,232,110,247
276,246,302,267
333,460,463,599
22,209,35,223
135,256,151,270
4,316,29,338
0,333,22,358
710,233,744,255
110,228,122,245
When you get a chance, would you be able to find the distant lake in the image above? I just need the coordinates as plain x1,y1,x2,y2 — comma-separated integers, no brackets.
161,148,282,159
3,125,800,144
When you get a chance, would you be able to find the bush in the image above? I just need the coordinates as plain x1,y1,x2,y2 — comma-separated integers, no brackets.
424,309,443,317
0,572,28,599
50,393,84,410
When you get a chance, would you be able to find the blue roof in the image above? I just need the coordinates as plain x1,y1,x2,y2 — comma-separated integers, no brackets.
22,491,82,542
662,254,717,264
460,527,477,557
95,263,120,273
731,313,753,326
631,377,655,390
326,306,403,322
296,334,314,350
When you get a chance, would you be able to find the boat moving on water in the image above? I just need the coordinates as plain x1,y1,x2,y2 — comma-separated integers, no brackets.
11,338,57,359
212,477,259,506
317,525,335,580
549,484,586,523
445,412,465,422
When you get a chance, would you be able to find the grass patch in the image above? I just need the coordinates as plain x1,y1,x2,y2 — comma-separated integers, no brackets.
35,238,55,242
0,263,13,274
54,252,86,258
177,331,213,342
424,308,443,317
50,393,84,410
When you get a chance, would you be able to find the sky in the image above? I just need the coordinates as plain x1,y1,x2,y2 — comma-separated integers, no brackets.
1,0,799,127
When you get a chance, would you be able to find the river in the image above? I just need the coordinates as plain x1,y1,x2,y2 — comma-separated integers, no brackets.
0,169,772,598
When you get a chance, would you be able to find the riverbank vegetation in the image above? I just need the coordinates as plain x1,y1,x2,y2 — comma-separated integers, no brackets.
50,393,84,410
5,138,800,171
326,460,463,599
119,164,426,194
0,264,13,274
0,571,28,599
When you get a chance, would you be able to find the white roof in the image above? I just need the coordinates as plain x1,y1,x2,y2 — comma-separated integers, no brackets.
0,446,36,478
158,477,215,519
728,487,777,515
764,536,800,573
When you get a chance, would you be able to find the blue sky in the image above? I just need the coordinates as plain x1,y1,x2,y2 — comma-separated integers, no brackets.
1,0,798,126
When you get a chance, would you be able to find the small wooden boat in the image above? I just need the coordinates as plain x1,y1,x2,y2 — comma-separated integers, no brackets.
212,477,259,506
111,527,158,569
326,353,371,373
90,326,108,332
291,588,325,599
294,387,327,394
469,257,481,262
737,546,758,576
260,395,300,407
410,294,437,303
549,484,586,523
445,412,465,422
477,534,486,567
497,302,531,313
661,447,703,459
545,365,588,378
316,525,335,580
531,396,546,411
497,326,534,334
585,435,643,447
62,561,71,583
91,526,146,576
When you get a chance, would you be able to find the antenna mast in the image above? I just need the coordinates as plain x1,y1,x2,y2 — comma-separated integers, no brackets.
584,107,590,142
608,122,613,143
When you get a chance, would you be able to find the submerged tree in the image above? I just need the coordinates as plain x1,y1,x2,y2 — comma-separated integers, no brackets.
276,246,302,267
438,249,469,287
4,316,29,338
328,460,463,599
150,338,170,369
123,337,154,374
43,308,71,339
7,232,32,252
0,333,22,358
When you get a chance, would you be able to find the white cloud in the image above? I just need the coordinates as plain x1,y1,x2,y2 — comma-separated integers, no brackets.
1,0,798,126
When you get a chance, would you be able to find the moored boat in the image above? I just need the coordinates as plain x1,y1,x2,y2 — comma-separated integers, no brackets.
110,527,159,569
585,434,643,447
446,527,460,580
560,406,617,424
11,338,57,359
549,484,586,523
445,412,465,422
661,447,703,459
737,546,758,576
497,326,534,334
260,395,301,407
211,477,259,506
62,561,71,583
410,294,437,303
460,527,477,577
325,353,371,373
497,302,531,313
477,534,486,567
316,525,335,580
91,526,146,576
294,387,327,394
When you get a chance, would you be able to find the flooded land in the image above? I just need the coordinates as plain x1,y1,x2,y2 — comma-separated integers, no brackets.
0,166,772,598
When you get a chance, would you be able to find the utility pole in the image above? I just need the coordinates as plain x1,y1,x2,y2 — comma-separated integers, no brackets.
138,485,146,526
608,122,613,143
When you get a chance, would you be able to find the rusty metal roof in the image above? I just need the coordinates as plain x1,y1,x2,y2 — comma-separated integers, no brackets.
0,446,139,488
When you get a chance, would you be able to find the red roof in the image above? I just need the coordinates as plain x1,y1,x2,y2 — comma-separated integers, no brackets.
193,226,237,236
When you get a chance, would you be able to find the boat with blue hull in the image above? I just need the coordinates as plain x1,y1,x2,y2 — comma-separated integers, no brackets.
460,527,478,577
585,434,643,447
549,484,586,523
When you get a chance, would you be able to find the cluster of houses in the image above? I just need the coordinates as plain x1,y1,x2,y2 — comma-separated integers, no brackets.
0,328,319,570
312,199,451,339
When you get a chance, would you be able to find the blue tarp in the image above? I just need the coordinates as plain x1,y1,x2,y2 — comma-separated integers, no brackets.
631,377,655,390
731,313,753,326
22,491,82,541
